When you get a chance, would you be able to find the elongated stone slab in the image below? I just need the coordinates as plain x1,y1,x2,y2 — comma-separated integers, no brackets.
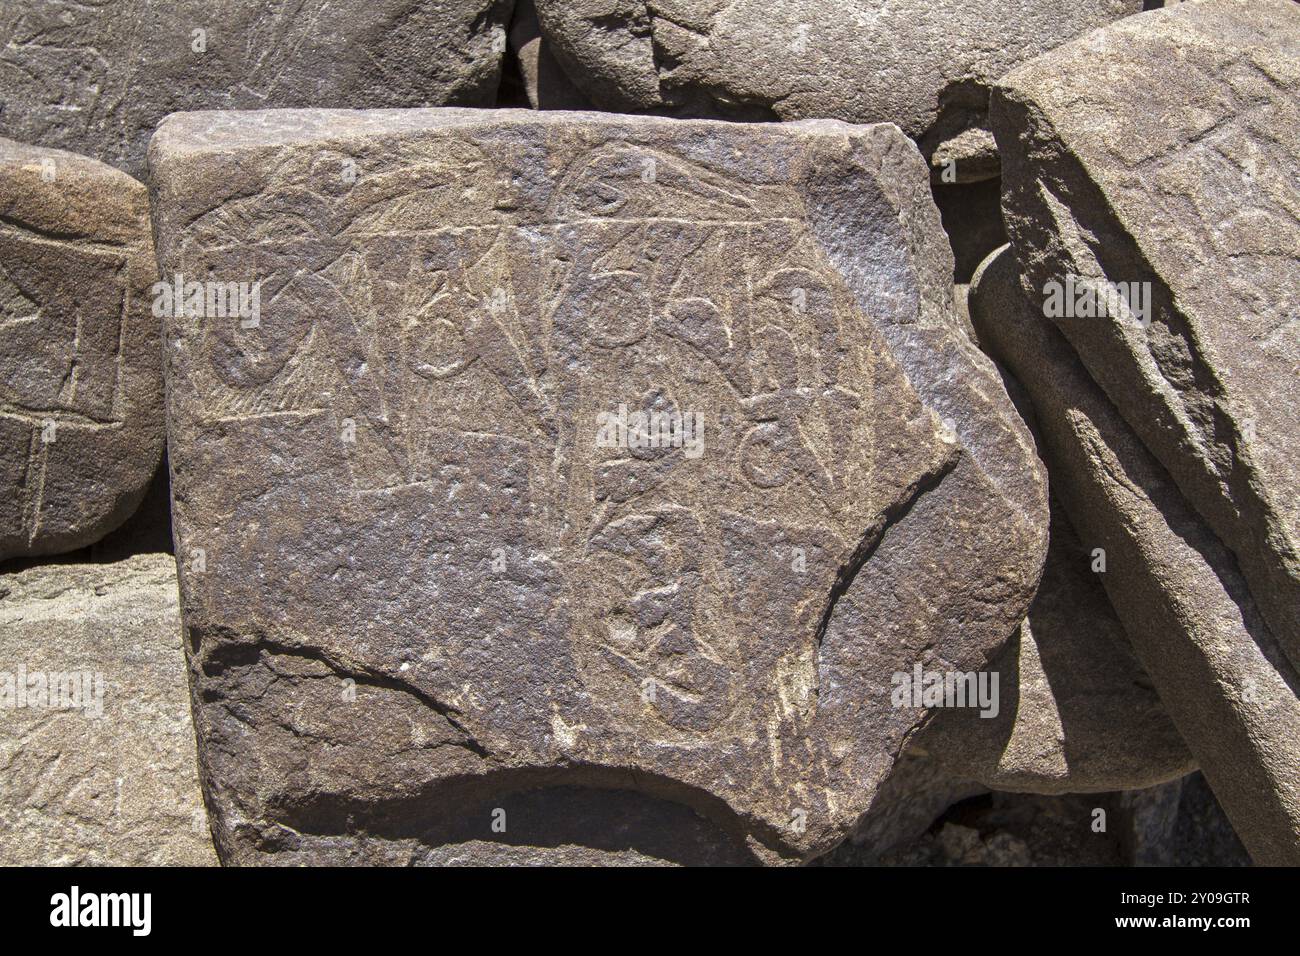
0,138,163,561
970,244,1300,865
931,253,1194,794
149,108,1046,864
532,0,1146,180
0,0,514,177
993,0,1300,675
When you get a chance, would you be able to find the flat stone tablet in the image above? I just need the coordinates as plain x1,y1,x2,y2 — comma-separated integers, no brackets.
994,0,1300,674
148,108,1047,863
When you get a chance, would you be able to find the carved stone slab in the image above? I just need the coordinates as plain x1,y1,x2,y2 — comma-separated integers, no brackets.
149,108,1046,863
0,0,514,176
993,0,1300,675
0,138,163,561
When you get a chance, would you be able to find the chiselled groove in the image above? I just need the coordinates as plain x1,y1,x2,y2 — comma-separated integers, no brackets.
0,214,140,252
0,404,123,427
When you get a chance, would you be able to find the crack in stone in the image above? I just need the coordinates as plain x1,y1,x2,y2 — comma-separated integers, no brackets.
814,447,962,652
201,633,492,760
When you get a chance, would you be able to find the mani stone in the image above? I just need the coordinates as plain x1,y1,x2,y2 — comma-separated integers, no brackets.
0,0,514,177
0,138,163,562
993,0,1300,677
531,0,1147,181
969,244,1300,866
148,108,1047,864
0,554,217,866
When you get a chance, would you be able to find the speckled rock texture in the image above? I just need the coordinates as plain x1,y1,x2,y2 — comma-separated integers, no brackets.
919,487,1194,795
969,244,1300,865
0,0,515,177
532,0,1147,180
0,554,216,866
3,0,1294,870
994,0,1300,677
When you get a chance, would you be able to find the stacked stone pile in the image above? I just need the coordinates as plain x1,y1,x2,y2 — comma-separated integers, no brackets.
0,0,1294,865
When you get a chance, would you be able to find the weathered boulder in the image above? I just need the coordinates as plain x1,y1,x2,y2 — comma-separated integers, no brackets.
970,244,1300,865
0,554,216,865
148,108,1047,864
0,0,515,177
993,0,1300,675
0,138,163,562
532,0,1147,180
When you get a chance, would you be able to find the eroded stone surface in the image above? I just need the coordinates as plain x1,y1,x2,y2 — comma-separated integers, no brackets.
532,0,1146,180
970,244,1300,865
993,0,1300,675
148,108,1046,863
0,0,514,177
0,138,163,562
0,554,216,866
